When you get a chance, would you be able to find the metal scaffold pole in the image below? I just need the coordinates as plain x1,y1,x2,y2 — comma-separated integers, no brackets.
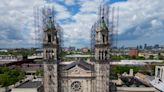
34,1,63,91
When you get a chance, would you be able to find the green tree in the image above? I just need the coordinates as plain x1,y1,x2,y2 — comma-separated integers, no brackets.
0,67,25,87
111,65,143,76
149,55,154,59
136,56,145,60
36,69,43,77
0,74,10,87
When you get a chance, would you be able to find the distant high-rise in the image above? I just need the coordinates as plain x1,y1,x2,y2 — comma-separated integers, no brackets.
144,44,147,49
154,44,159,49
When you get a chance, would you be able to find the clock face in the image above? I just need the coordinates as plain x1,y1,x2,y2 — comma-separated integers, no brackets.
71,81,81,91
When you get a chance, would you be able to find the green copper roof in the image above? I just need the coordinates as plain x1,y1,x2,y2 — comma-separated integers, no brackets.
100,18,107,29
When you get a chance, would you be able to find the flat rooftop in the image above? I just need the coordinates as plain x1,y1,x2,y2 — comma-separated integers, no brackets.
65,54,92,58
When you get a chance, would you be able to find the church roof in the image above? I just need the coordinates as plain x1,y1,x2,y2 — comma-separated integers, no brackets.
64,61,94,71
16,80,42,88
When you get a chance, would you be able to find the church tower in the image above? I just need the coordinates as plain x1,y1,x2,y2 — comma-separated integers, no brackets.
94,3,110,92
42,7,61,92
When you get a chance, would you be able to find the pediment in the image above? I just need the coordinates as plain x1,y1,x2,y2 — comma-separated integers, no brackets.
69,65,89,74
64,61,94,71
62,61,94,77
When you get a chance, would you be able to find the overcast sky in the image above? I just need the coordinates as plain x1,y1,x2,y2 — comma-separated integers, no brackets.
0,0,164,48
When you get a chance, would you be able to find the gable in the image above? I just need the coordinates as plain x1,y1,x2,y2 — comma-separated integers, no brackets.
64,61,94,71
69,65,90,74
61,61,95,78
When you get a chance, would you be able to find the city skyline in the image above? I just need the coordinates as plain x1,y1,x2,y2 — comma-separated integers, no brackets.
0,0,164,48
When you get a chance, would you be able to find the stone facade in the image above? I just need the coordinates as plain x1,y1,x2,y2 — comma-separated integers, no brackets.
94,16,110,92
43,7,60,92
43,3,110,92
59,61,95,92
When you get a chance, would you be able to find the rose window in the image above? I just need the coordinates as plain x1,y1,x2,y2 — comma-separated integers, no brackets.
71,81,81,91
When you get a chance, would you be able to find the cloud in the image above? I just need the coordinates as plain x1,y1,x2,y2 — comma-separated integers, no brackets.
112,0,164,46
52,0,164,47
64,0,76,5
0,0,46,48
0,0,164,48
79,0,100,13
0,0,72,48
51,2,72,20
58,0,104,47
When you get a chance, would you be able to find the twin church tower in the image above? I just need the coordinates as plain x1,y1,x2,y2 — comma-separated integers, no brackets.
42,3,112,92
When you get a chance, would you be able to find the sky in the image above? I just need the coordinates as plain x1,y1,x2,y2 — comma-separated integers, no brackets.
0,0,164,48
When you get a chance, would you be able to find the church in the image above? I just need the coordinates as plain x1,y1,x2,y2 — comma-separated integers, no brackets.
42,3,112,92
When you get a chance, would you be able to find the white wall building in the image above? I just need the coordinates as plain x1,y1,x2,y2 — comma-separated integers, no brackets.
150,65,164,91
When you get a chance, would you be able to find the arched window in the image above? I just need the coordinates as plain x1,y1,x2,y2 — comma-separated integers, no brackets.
99,51,101,60
102,34,105,43
102,51,104,60
48,34,51,42
105,51,108,60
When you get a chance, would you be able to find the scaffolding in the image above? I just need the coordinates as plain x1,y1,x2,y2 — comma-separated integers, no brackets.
34,6,42,48
34,3,63,52
91,3,111,57
90,3,119,58
34,2,63,92
90,1,119,92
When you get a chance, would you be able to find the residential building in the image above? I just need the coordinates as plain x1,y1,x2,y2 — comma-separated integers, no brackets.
151,65,164,91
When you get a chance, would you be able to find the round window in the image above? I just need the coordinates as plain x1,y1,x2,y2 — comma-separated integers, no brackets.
71,81,81,91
